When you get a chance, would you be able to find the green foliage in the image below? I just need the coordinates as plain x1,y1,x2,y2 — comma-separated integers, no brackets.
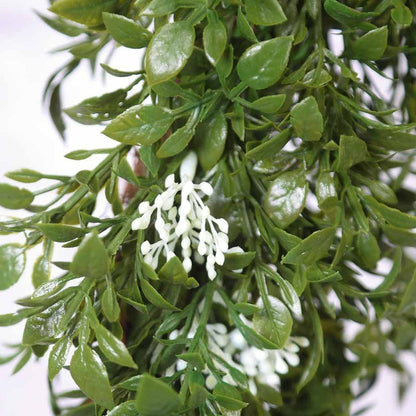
2,1,416,415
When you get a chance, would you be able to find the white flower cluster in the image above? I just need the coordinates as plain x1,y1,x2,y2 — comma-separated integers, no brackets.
131,152,229,280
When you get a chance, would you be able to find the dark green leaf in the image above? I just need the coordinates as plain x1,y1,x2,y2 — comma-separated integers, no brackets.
135,374,182,416
103,13,151,49
70,232,109,279
264,170,308,229
237,36,292,90
223,251,255,270
290,96,323,142
245,0,287,26
0,183,34,209
70,346,114,409
246,128,291,161
49,0,117,26
38,224,86,242
282,227,336,265
103,105,173,145
0,244,26,290
145,22,195,86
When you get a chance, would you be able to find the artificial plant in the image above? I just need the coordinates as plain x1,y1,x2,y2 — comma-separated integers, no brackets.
1,0,416,415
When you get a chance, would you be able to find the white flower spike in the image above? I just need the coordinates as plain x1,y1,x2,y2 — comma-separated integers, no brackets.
131,151,230,279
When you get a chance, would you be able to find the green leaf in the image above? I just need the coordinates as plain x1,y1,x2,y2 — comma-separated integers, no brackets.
355,230,380,269
324,0,378,26
245,0,287,26
70,346,114,409
102,286,121,322
195,111,227,170
230,102,245,141
176,352,205,370
35,11,85,37
249,94,286,113
253,296,293,348
5,168,44,183
216,45,234,81
363,195,416,229
135,374,182,416
38,224,86,242
0,183,34,209
337,135,368,171
383,225,416,247
32,255,51,289
103,13,151,49
139,145,161,177
223,251,255,270
70,232,109,279
351,26,388,61
264,170,308,229
236,7,257,42
141,279,180,311
369,130,416,151
158,256,188,285
108,401,138,416
246,128,291,161
49,0,117,26
0,244,26,290
48,336,72,380
157,126,195,158
316,172,338,210
213,381,247,411
141,0,202,16
282,227,336,265
22,301,65,345
145,22,195,86
391,5,413,26
103,105,173,145
95,324,137,368
237,36,292,90
203,11,227,65
290,96,323,141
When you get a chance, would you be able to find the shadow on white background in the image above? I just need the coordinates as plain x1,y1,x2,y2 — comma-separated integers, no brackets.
0,1,415,415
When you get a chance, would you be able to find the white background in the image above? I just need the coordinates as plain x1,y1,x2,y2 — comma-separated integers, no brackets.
0,1,415,414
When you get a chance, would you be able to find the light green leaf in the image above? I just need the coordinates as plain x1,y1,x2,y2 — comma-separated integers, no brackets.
249,94,286,113
49,0,117,26
48,336,72,380
145,22,195,86
237,36,292,90
246,128,291,161
0,244,26,290
0,183,34,209
103,12,151,49
135,374,182,416
203,11,227,65
213,381,247,411
32,255,51,288
236,7,257,42
38,224,86,242
351,26,388,61
264,170,308,229
337,135,368,171
141,279,180,311
290,96,323,141
102,286,121,322
391,5,413,26
70,346,114,409
70,232,109,279
103,105,173,145
108,401,138,416
95,324,137,368
282,227,336,265
157,126,195,158
245,0,287,26
158,256,188,285
5,168,44,183
195,111,227,170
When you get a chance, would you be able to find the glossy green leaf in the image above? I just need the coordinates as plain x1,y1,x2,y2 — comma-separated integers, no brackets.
103,105,173,145
203,11,227,65
246,128,291,161
32,255,51,289
195,111,227,170
141,279,180,311
250,94,286,113
48,336,72,380
216,45,234,81
290,96,323,141
103,13,151,49
145,22,195,86
102,286,121,322
337,135,368,171
316,172,338,210
237,37,292,90
135,374,182,416
245,0,287,26
351,26,388,61
70,232,109,279
236,7,257,42
139,145,161,176
264,170,308,229
230,102,245,141
0,244,26,290
356,230,380,269
70,346,114,409
108,401,138,416
283,227,336,265
95,324,137,368
141,0,202,16
223,251,255,270
324,0,378,25
49,0,117,26
253,296,293,348
0,183,34,209
157,126,195,158
38,224,86,242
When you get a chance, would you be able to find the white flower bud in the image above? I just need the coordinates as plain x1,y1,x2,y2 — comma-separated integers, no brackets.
175,219,190,236
162,196,174,211
208,266,217,280
216,218,229,233
182,247,192,258
182,257,192,272
215,250,225,266
165,174,175,188
198,242,207,256
207,254,216,266
217,232,229,252
199,181,213,195
131,213,151,230
155,217,165,232
181,237,191,249
138,201,150,214
168,206,177,221
179,201,191,217
141,241,151,255
166,251,175,260
180,151,198,182
154,194,164,209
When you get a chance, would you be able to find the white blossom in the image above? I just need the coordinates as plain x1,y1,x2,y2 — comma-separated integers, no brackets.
131,151,230,280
